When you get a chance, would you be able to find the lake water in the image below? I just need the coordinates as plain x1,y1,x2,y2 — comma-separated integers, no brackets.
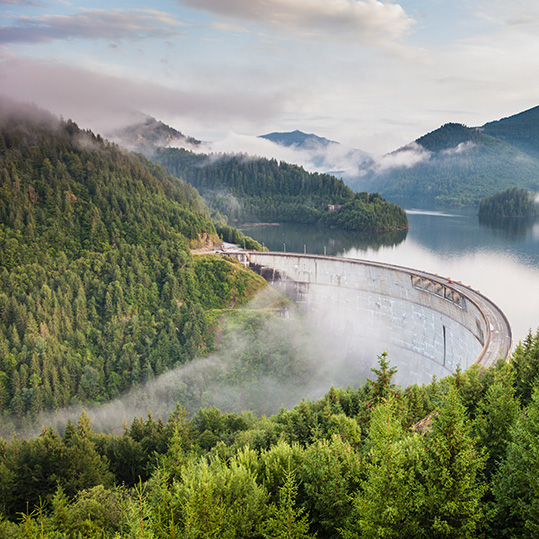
239,207,539,346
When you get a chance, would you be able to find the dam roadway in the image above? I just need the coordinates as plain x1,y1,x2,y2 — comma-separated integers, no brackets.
229,251,512,383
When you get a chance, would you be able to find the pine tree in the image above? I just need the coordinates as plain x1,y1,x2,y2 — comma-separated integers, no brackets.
351,400,423,538
490,387,539,537
263,459,316,539
419,385,486,537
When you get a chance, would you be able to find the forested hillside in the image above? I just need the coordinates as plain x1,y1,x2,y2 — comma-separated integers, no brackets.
0,103,266,421
356,122,539,206
482,105,539,158
154,148,408,231
0,329,538,537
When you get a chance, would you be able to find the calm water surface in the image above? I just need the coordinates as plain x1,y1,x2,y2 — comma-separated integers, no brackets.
240,207,539,344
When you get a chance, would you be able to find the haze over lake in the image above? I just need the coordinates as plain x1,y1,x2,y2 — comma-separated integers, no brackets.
240,207,539,345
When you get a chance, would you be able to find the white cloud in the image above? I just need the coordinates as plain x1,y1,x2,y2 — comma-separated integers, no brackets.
374,142,430,171
173,131,371,179
177,0,414,45
441,141,476,155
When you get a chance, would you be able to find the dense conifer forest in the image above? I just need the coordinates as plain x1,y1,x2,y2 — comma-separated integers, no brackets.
0,105,266,427
154,148,408,232
0,331,537,537
478,187,539,218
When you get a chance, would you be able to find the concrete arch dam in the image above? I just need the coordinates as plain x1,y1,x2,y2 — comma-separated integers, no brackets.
232,251,513,387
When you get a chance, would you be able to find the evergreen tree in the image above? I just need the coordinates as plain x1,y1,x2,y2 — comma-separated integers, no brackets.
350,400,423,538
418,385,486,537
263,459,316,539
490,387,539,538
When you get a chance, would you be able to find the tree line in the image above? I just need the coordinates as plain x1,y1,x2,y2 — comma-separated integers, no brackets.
478,187,539,218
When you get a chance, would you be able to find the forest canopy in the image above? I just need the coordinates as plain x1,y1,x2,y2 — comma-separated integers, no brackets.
0,329,537,538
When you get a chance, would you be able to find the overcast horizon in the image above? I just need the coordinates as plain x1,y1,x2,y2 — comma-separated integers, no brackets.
1,0,539,156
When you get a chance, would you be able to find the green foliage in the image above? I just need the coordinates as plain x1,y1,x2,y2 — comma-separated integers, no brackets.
177,451,269,538
215,224,264,250
322,192,408,232
0,110,267,422
352,400,423,538
263,460,316,539
366,351,399,407
419,385,486,537
478,187,538,218
490,387,539,538
1,329,539,537
473,367,520,479
510,329,539,407
155,148,408,232
299,436,363,537
192,255,266,310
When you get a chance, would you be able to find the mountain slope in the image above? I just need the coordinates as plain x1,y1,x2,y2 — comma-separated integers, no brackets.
0,101,265,420
482,105,539,158
355,114,539,206
107,114,200,157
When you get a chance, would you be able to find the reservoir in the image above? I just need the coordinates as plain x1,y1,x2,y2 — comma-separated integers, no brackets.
239,207,539,345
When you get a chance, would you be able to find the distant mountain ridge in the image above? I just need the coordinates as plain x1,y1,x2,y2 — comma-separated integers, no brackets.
260,129,372,177
112,105,539,206
351,108,539,206
107,115,200,157
260,130,336,147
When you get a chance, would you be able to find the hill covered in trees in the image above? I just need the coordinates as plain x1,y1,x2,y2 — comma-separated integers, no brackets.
478,187,539,218
0,101,266,422
0,329,538,537
355,121,539,206
154,148,408,232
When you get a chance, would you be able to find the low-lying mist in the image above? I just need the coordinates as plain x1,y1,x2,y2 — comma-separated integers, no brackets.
7,288,386,439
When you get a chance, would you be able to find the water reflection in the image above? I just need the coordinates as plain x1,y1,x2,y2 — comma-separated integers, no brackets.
478,215,538,241
238,222,408,256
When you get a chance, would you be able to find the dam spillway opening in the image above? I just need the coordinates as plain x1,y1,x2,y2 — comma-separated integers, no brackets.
233,251,512,388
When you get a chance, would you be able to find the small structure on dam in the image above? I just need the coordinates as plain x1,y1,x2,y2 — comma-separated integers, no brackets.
229,251,512,387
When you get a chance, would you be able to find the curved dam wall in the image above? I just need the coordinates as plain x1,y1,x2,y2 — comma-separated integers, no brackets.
231,251,512,387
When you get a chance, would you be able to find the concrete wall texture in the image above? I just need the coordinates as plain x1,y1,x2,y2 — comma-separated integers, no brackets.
237,252,512,387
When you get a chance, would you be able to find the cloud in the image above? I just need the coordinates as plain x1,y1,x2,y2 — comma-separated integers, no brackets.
441,141,476,155
177,0,414,45
172,131,371,179
373,142,430,171
0,8,183,44
0,0,44,4
0,56,288,135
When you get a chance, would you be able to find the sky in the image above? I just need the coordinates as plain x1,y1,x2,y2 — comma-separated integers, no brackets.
1,0,539,155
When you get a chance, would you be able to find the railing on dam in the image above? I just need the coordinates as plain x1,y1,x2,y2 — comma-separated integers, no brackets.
227,251,512,379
